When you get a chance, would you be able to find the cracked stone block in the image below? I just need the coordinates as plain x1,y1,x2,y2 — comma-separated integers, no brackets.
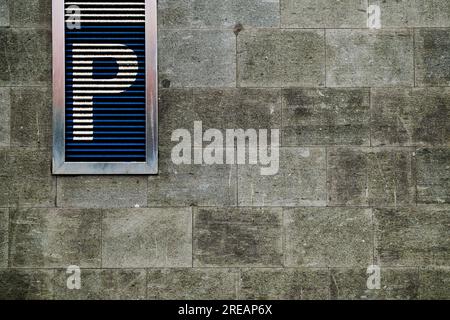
102,208,192,268
0,208,8,268
9,208,102,268
0,0,9,26
10,0,51,28
419,267,450,299
0,269,54,300
193,207,283,267
284,207,373,268
0,88,10,147
326,29,414,87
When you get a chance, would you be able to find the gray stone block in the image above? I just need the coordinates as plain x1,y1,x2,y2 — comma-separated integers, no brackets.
0,0,9,26
326,30,414,87
327,148,415,206
0,208,8,268
415,29,450,87
10,86,52,148
0,88,10,147
159,0,280,29
419,267,450,300
54,269,146,300
57,176,147,208
193,207,283,267
9,208,102,268
281,0,368,28
10,0,51,28
238,148,326,206
239,268,330,300
416,148,450,204
159,30,235,87
147,268,238,300
282,88,370,146
371,88,450,147
0,29,51,85
374,207,450,267
237,29,325,87
102,208,192,268
0,269,54,300
285,207,373,268
330,268,419,300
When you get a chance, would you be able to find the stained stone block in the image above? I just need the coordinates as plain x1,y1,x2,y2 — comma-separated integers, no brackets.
147,268,238,300
0,269,54,300
238,148,326,206
102,208,192,268
330,268,419,300
0,0,9,26
10,0,52,28
10,87,52,148
284,208,373,267
193,207,283,267
54,269,146,300
374,207,450,267
371,88,450,147
159,30,235,87
239,268,329,300
416,148,450,204
419,268,450,300
0,29,51,86
0,209,8,268
282,88,370,146
415,29,450,87
0,88,10,147
148,148,237,207
326,30,414,87
57,176,147,208
159,0,280,29
237,29,325,87
327,148,415,207
281,0,368,28
9,208,102,268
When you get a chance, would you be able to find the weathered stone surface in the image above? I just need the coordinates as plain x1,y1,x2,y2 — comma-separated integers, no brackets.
10,0,51,28
238,148,326,206
419,267,450,299
281,0,367,28
285,208,373,267
148,148,237,207
0,269,54,300
194,207,283,267
7,149,55,207
159,88,281,146
0,29,51,85
371,88,450,147
0,88,10,147
415,29,450,87
374,207,450,267
102,208,192,268
326,30,414,87
54,269,146,300
159,30,235,87
239,268,329,300
159,0,280,29
327,148,415,207
371,0,450,28
9,208,102,268
416,148,450,204
0,209,8,268
0,0,9,26
237,29,325,87
282,88,370,146
57,176,147,208
147,268,238,300
10,86,52,148
330,268,419,300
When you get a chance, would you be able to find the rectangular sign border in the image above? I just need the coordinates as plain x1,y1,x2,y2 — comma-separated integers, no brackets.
52,0,158,175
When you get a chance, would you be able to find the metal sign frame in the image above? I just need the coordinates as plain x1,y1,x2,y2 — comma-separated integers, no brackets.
52,0,158,174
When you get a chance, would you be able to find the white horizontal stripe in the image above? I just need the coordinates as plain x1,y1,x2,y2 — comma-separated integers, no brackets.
73,119,94,123
72,84,135,87
73,113,94,117
73,96,93,100
72,67,94,70
72,72,94,76
65,2,144,5
73,78,136,82
65,8,144,11
65,14,145,17
65,20,145,23
73,101,94,105
74,131,94,135
72,60,137,64
74,125,94,129
73,137,94,141
72,55,138,58
72,49,137,52
73,108,93,112
73,44,126,47
73,90,125,94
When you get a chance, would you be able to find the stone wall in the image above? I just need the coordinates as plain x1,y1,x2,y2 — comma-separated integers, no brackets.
0,0,448,299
